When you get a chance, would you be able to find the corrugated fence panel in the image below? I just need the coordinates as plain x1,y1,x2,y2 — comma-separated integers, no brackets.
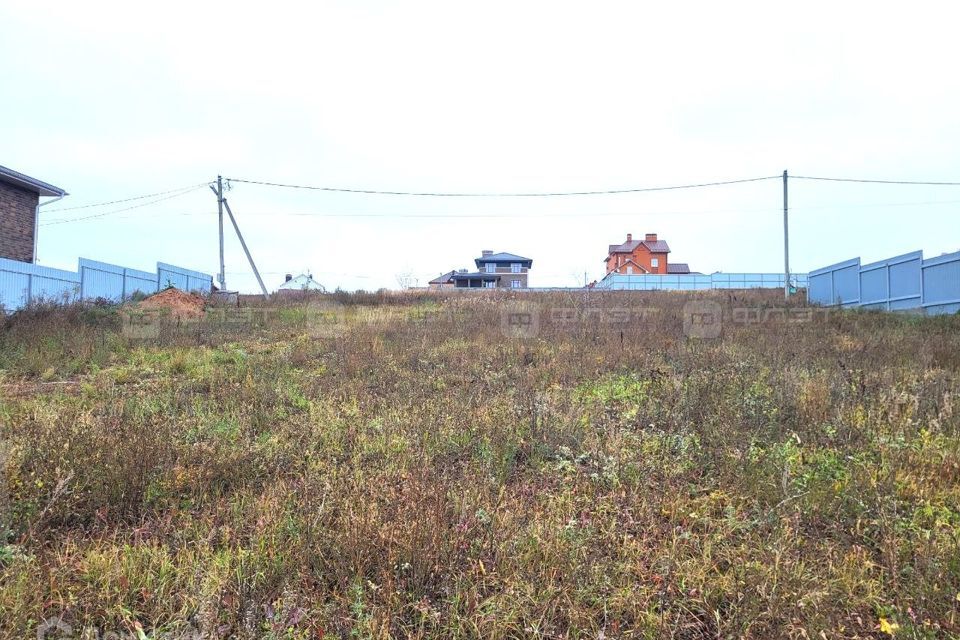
808,272,833,305
0,257,211,311
810,250,958,315
78,259,161,301
157,262,213,294
858,263,887,310
79,259,125,301
125,270,158,297
0,257,81,310
857,251,923,311
888,252,923,310
922,251,960,315
0,269,30,310
809,258,860,306
596,272,803,291
834,263,860,306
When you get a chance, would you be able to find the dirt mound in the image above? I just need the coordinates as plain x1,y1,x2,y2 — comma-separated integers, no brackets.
137,287,206,319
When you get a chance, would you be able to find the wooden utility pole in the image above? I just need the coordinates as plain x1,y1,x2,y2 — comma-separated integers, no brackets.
783,169,790,300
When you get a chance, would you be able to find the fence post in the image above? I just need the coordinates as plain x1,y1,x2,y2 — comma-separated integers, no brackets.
919,261,926,314
885,264,891,311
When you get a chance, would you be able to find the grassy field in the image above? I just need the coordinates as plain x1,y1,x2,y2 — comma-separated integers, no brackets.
1,291,959,639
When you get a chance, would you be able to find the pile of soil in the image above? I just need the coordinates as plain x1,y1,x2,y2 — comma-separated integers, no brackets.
137,287,206,319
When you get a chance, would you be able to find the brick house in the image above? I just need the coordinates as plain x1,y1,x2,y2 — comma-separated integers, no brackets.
0,165,67,263
452,251,533,289
604,233,691,275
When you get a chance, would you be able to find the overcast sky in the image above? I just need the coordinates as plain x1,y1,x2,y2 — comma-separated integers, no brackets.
2,1,958,291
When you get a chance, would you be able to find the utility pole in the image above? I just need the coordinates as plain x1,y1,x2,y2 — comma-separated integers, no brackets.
210,178,268,298
783,169,790,300
216,175,226,290
222,196,269,297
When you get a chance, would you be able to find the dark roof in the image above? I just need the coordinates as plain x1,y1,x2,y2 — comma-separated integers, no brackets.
452,271,500,280
0,164,67,197
475,252,532,265
608,239,670,254
428,270,457,284
667,263,691,274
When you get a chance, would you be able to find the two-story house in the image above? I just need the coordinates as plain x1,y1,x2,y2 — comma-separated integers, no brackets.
604,233,691,275
453,251,533,288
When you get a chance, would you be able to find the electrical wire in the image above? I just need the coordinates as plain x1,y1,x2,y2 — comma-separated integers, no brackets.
40,186,207,226
792,175,960,186
41,182,210,213
42,195,960,225
224,175,781,197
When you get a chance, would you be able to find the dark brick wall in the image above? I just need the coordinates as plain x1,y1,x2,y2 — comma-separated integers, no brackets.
0,182,39,262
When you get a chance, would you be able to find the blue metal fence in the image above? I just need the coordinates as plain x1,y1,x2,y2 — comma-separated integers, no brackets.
595,272,808,291
809,249,960,314
0,257,213,311
921,252,960,315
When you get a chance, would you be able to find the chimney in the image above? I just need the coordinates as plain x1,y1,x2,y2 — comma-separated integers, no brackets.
481,250,493,257
285,274,293,282
626,233,632,242
645,233,658,242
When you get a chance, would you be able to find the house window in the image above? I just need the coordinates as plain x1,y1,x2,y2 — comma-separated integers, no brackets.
485,263,496,273
651,258,659,268
511,279,521,288
511,263,521,273
484,280,496,288
626,266,633,274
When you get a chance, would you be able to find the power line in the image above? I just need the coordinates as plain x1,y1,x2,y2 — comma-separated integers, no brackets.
225,175,780,197
40,186,207,226
41,183,209,213
792,175,960,186
42,195,960,226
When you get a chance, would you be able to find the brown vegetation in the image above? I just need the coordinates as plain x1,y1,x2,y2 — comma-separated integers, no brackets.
0,290,958,638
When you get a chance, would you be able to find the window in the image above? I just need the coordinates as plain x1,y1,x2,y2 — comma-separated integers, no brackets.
484,280,496,288
485,263,496,273
511,263,522,273
511,279,521,288
651,258,659,268
626,266,634,274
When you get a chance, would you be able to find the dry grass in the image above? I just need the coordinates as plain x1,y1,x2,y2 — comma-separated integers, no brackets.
1,290,959,638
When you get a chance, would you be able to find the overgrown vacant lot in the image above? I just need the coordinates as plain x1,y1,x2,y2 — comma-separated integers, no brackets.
1,291,959,639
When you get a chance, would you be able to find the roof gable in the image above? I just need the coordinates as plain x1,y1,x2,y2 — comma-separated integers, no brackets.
277,274,325,291
618,258,650,273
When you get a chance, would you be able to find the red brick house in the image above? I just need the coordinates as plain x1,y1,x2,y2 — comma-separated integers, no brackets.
0,165,67,263
604,233,691,275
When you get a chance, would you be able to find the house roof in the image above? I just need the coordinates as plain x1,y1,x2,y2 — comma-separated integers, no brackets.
0,164,67,197
277,273,326,291
667,263,691,274
429,270,457,284
607,239,671,255
475,252,532,266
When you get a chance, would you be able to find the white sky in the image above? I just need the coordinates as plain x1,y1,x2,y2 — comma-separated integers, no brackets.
2,1,959,291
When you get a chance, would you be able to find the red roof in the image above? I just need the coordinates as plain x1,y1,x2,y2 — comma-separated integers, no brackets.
607,239,671,254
